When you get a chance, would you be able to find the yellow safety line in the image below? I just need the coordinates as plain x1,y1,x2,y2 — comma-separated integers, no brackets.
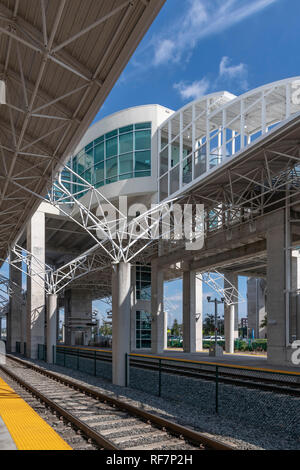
0,377,72,450
57,345,111,354
56,346,299,376
130,353,300,376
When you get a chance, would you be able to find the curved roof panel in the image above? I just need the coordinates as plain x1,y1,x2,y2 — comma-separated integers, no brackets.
0,0,165,259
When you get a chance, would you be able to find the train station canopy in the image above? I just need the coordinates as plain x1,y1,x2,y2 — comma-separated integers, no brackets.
0,0,165,259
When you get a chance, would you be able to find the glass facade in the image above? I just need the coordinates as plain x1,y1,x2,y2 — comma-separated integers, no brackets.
136,264,151,300
136,310,151,349
71,122,152,190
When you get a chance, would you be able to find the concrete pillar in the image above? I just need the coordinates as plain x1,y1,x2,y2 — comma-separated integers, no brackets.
0,317,2,339
151,261,165,354
247,278,267,339
224,304,235,353
224,273,238,353
266,210,287,364
26,211,46,359
6,252,22,352
291,251,300,341
64,289,93,345
182,270,203,353
46,294,57,364
112,262,131,386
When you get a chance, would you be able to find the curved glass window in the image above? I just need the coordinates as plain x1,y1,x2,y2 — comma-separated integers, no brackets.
71,122,152,190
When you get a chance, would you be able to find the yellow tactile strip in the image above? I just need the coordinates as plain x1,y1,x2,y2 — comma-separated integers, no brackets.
0,377,72,450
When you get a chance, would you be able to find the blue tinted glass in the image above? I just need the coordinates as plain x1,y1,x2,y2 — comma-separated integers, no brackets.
135,122,151,130
95,135,104,145
119,153,133,174
105,129,118,139
135,170,151,178
94,162,104,184
94,142,104,163
106,157,118,178
85,142,93,151
119,132,133,154
106,137,118,158
135,150,151,172
135,130,151,150
119,125,133,134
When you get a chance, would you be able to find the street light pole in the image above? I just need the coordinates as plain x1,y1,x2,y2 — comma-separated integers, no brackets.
207,296,225,354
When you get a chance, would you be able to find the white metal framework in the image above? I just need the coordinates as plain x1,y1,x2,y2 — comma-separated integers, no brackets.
0,0,166,260
0,272,24,315
158,78,300,201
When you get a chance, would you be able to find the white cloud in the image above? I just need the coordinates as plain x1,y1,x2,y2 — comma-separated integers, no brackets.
153,39,176,66
219,56,246,79
219,56,248,90
174,56,248,101
174,78,210,101
151,0,278,67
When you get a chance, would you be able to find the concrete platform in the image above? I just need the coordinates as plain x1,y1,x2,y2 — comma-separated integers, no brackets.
144,349,300,374
61,345,300,374
0,376,72,450
0,416,17,450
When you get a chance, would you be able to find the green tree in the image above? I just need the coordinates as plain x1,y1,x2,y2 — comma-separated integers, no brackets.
171,319,182,336
99,322,112,336
260,314,267,329
203,314,215,335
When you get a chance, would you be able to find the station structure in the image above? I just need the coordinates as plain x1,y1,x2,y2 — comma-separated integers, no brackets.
1,3,300,387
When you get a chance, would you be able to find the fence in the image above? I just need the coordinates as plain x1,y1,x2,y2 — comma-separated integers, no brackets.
128,354,300,436
55,345,112,381
33,345,300,436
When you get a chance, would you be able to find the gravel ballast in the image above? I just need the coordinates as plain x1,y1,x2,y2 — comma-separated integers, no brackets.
10,355,300,450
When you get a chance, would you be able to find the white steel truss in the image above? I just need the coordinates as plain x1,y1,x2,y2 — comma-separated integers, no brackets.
0,272,25,316
197,271,244,307
158,77,300,201
0,0,165,258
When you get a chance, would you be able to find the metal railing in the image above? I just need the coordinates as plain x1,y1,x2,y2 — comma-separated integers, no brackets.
30,345,300,436
55,345,112,381
128,353,300,435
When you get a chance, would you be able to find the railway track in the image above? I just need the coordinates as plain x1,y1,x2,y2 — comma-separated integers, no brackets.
55,347,300,397
1,355,234,451
129,359,300,396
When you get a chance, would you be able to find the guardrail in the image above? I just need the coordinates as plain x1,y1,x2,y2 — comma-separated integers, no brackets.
54,345,112,381
32,344,300,436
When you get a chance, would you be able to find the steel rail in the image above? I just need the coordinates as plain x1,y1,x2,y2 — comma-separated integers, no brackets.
0,363,119,450
128,359,300,396
5,355,235,451
55,347,300,396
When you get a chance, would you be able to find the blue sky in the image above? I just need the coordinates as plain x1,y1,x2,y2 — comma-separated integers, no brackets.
2,0,295,328
94,0,293,326
94,0,297,122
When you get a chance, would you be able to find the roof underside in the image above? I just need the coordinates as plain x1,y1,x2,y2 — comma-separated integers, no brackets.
0,0,165,259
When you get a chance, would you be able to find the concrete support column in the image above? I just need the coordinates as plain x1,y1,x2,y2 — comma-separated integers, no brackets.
291,251,300,341
0,317,2,339
266,210,287,364
26,211,45,359
64,289,93,346
151,261,165,354
182,270,203,353
7,251,22,352
247,278,267,339
46,294,57,364
224,304,235,353
112,262,131,386
224,273,238,353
